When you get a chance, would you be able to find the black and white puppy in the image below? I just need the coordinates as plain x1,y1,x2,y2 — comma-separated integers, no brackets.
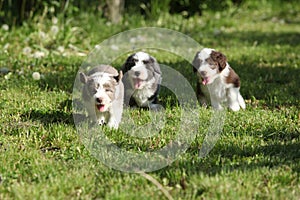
80,65,124,128
192,48,246,111
121,51,162,110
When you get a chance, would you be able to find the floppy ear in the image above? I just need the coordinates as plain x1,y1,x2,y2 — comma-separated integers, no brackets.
192,51,201,73
114,71,123,83
79,72,88,84
148,56,162,76
211,50,227,71
121,54,135,73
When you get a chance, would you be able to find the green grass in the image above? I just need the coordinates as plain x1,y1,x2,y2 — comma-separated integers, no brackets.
1,1,300,199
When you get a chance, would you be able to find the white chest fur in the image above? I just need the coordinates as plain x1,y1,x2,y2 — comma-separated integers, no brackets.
207,77,226,101
133,86,154,107
132,77,156,107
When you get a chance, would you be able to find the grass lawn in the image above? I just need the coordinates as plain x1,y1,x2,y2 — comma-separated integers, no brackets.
0,1,299,199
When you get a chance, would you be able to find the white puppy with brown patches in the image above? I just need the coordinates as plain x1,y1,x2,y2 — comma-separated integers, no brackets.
80,65,124,128
121,51,162,110
192,48,246,111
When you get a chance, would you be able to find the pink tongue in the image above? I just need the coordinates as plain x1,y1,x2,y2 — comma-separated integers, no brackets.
97,104,105,112
134,79,142,89
202,77,209,85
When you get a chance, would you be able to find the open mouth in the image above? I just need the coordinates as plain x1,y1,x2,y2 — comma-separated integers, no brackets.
96,104,105,112
133,78,143,89
201,77,210,85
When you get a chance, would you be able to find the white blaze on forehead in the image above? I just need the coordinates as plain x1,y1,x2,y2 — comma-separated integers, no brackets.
133,51,150,61
202,48,214,54
197,48,214,60
90,72,114,85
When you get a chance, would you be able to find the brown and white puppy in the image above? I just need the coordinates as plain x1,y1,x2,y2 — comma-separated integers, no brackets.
192,48,246,111
121,51,162,110
80,65,124,128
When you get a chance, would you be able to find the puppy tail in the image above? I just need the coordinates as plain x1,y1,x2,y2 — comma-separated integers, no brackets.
238,93,246,109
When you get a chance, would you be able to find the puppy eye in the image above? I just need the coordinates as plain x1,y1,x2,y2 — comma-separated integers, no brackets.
105,89,113,92
133,59,138,62
143,60,150,64
211,65,217,69
96,83,100,88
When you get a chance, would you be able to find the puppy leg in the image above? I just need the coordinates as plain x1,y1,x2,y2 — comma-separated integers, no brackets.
107,101,123,129
238,93,246,109
210,95,224,110
206,85,223,110
149,103,164,111
227,88,241,111
107,116,118,129
85,101,98,123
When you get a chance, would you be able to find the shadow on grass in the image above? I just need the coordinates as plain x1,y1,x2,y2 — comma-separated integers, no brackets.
220,31,300,47
234,61,300,107
215,142,300,172
22,109,74,125
21,99,86,125
156,140,300,191
162,122,300,178
34,58,81,93
38,72,77,93
219,31,300,107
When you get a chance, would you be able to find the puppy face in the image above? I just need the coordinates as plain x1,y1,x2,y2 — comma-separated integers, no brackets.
81,71,118,113
193,48,227,85
122,51,159,90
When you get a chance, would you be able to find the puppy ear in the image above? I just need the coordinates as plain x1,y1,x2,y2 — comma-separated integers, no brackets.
121,54,135,73
149,56,156,63
79,72,88,84
192,51,201,73
150,56,162,75
211,50,227,71
100,65,119,77
114,71,123,83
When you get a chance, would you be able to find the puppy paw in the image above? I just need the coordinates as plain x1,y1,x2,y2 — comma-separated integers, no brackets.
212,103,224,111
149,103,164,111
229,103,240,112
107,118,119,129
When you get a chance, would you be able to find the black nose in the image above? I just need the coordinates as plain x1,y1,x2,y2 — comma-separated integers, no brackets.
96,98,102,103
200,71,207,77
134,71,141,77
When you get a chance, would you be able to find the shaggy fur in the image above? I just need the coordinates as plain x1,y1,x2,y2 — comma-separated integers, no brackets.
121,51,162,110
80,65,124,128
192,48,246,111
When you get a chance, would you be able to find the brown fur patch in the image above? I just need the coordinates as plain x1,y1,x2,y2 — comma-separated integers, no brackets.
211,51,227,71
205,57,217,69
226,68,240,88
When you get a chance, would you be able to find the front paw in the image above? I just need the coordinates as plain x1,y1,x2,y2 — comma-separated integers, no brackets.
229,103,240,112
149,103,164,111
212,103,224,111
107,122,118,129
